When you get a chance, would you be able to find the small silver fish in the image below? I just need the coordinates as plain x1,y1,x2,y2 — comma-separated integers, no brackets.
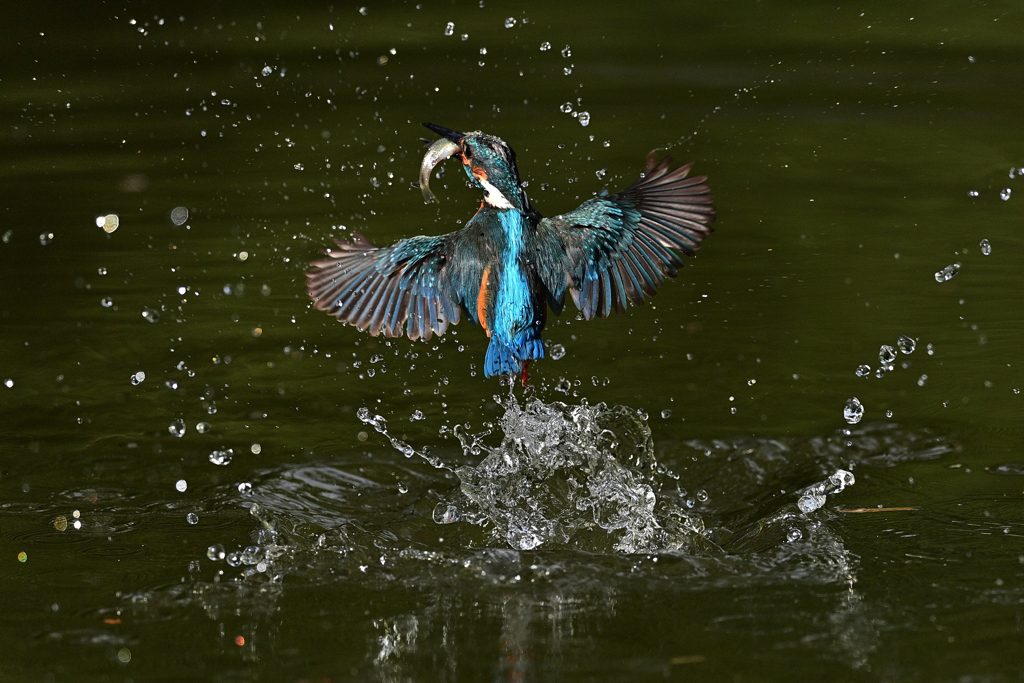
419,138,461,204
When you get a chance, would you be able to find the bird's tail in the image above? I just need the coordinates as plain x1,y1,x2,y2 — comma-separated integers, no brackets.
483,336,544,378
484,341,522,377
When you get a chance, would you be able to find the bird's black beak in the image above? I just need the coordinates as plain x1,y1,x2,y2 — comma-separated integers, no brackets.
422,122,464,143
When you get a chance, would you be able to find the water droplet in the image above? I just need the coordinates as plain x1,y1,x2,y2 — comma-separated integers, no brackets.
209,449,233,465
747,378,756,386
186,512,199,524
504,17,515,28
897,335,916,354
550,344,566,360
96,214,119,233
170,206,189,225
433,502,460,524
130,371,145,385
561,45,571,58
696,489,708,502
926,343,935,356
101,297,113,308
1000,188,1011,201
798,490,826,513
934,263,960,282
843,397,864,424
237,482,252,494
175,479,187,492
193,422,210,434
917,374,928,387
886,410,893,418
444,22,454,36
555,378,571,393
142,308,160,323
169,420,186,437
875,367,886,379
980,238,992,255
577,111,590,127
207,544,226,561
240,546,261,565
661,409,672,419
226,551,242,567
3,378,13,389
825,470,854,491
560,102,573,113
39,232,54,245
787,528,803,542
410,409,425,421
250,443,262,455
397,482,409,494
855,364,871,378
293,163,304,171
1,230,11,243
595,168,606,180
878,345,896,366
539,41,550,51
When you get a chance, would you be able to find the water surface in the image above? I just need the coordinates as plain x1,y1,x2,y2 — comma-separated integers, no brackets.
2,2,1023,681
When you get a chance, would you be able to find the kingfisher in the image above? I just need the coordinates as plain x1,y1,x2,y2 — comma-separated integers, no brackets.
307,123,715,385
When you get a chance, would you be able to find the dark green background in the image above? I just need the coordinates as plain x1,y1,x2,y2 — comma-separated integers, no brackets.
1,2,1022,680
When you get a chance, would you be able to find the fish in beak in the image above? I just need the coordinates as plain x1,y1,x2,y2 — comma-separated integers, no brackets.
419,123,464,204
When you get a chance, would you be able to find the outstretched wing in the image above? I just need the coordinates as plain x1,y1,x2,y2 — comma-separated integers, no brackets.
307,233,464,341
535,153,715,319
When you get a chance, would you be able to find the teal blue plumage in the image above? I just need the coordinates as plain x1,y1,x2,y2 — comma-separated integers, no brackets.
308,124,716,381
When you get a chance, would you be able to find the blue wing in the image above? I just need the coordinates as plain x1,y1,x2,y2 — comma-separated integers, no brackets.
535,153,715,319
307,233,466,341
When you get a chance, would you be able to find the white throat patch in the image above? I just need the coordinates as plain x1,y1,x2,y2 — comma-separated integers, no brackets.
479,178,514,209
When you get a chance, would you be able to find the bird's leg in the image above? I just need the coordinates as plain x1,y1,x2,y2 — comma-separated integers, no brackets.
520,361,532,388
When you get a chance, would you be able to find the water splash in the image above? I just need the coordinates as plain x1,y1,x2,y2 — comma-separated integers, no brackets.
353,394,863,554
796,470,855,513
357,407,445,469
443,397,706,553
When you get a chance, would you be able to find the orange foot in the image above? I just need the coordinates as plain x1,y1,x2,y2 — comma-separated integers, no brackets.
520,360,532,388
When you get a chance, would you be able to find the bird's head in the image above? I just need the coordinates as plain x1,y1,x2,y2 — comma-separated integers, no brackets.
420,123,527,210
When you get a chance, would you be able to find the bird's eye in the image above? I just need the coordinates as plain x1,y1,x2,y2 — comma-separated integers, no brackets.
462,148,473,161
